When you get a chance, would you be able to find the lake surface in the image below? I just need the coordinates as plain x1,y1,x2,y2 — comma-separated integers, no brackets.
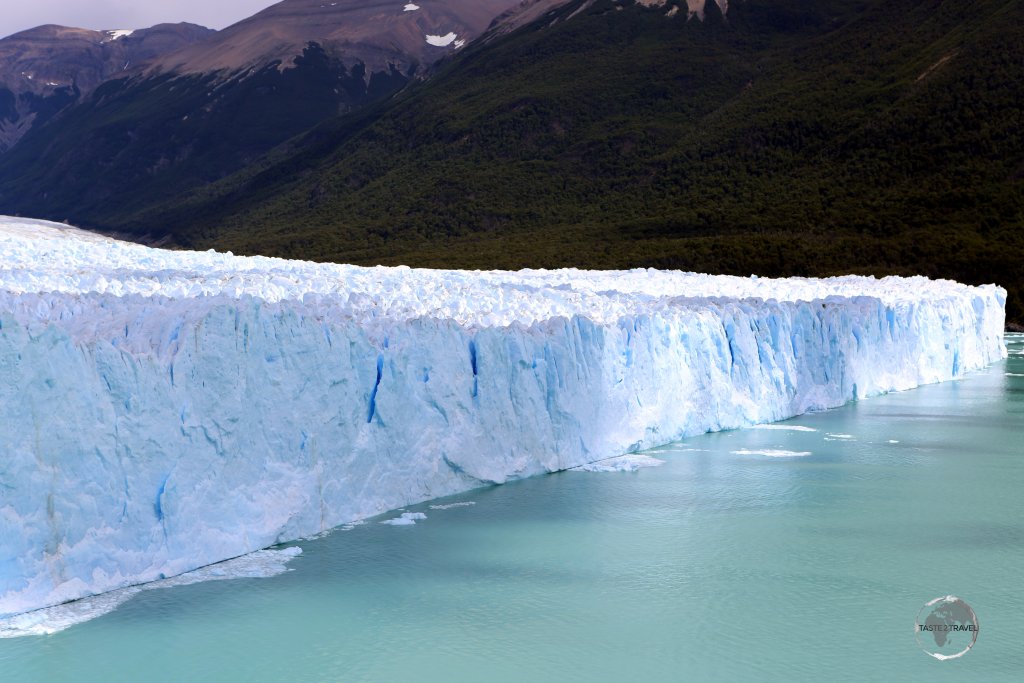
2,334,1022,682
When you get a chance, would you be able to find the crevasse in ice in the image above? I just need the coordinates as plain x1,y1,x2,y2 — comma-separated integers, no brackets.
0,218,1006,617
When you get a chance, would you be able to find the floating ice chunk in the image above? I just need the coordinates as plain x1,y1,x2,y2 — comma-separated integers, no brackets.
572,454,665,472
826,434,854,439
749,424,817,432
404,3,420,10
732,449,812,457
0,547,300,638
380,512,428,525
1,589,140,638
1006,373,1024,377
888,440,900,444
425,32,459,47
429,502,476,510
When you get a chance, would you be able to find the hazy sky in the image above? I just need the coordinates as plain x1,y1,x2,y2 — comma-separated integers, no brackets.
1,0,276,39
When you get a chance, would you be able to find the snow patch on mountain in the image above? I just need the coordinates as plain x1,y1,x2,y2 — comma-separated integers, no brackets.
104,30,135,42
426,32,460,47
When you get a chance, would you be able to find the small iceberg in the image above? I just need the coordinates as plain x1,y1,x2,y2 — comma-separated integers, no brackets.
571,454,666,472
732,449,812,458
380,512,428,526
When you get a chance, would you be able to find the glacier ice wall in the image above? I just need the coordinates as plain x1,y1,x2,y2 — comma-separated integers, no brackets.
0,218,1006,617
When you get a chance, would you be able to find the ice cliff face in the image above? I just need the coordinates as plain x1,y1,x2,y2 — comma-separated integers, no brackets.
0,217,1006,617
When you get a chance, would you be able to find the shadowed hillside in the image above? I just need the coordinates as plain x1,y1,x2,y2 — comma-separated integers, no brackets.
3,0,1022,320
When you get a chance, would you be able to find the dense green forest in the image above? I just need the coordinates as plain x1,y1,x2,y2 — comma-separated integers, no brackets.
2,0,1022,322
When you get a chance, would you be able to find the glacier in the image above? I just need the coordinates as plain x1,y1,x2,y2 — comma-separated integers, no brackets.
0,216,1006,619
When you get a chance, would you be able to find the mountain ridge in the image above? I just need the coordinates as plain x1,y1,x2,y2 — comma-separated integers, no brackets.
0,0,1020,322
0,22,214,150
141,0,525,77
117,0,1024,320
0,0,546,221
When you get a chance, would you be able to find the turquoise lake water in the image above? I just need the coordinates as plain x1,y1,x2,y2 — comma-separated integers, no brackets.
2,334,1022,682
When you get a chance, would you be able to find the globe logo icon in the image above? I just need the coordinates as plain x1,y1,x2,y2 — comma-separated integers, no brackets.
915,596,979,660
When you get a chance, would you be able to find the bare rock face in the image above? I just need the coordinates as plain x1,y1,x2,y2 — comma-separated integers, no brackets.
636,0,729,20
150,0,536,77
486,0,579,36
0,23,215,93
0,0,573,221
0,1,567,154
0,23,214,151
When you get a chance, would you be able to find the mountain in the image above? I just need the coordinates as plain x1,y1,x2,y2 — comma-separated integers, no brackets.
0,23,214,151
0,0,539,225
106,0,1022,322
145,0,535,77
0,0,1021,322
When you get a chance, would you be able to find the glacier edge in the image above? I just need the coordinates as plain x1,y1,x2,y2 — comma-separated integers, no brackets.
0,217,1007,618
